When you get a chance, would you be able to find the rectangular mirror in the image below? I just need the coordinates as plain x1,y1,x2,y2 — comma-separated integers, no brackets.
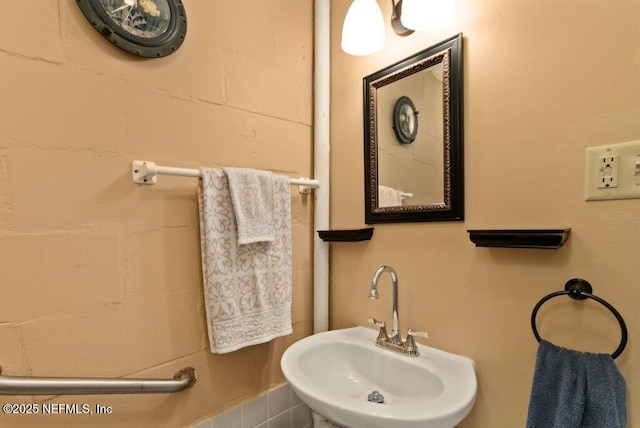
364,34,463,223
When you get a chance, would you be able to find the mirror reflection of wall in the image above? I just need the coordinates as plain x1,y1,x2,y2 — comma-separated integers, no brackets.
364,34,463,223
377,62,444,207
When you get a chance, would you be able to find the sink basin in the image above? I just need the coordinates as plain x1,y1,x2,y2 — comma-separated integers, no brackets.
281,326,477,428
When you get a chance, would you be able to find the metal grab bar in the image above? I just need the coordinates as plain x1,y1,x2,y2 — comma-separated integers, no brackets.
0,367,196,395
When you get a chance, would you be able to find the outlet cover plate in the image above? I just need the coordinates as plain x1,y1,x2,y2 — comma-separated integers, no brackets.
585,140,640,201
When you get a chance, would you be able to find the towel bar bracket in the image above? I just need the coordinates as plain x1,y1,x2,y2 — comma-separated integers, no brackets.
298,179,313,194
132,160,158,185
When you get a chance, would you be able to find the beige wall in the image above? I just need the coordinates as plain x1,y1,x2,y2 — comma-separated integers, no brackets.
0,0,313,427
330,0,640,427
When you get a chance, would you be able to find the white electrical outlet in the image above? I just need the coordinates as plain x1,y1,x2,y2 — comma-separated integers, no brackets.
596,155,619,189
585,140,640,201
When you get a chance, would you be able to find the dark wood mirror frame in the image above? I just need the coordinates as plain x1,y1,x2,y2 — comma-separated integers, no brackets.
364,34,463,223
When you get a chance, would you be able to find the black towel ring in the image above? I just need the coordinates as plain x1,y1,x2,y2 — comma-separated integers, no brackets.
531,278,628,359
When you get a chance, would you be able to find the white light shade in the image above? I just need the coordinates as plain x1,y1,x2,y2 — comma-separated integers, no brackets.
401,0,455,31
341,0,386,56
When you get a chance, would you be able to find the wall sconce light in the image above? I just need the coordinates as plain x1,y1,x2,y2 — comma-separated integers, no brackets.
341,0,386,56
400,0,455,31
390,0,414,36
342,0,456,56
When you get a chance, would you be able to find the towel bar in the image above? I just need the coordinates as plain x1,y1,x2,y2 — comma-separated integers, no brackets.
531,278,627,359
0,367,196,395
131,160,319,194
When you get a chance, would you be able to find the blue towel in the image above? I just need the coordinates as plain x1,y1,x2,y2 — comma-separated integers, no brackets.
526,340,627,427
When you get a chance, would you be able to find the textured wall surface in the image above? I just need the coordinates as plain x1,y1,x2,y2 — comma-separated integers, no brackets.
0,1,313,426
330,0,640,426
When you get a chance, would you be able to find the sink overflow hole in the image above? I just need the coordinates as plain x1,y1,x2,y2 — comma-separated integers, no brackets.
367,390,385,404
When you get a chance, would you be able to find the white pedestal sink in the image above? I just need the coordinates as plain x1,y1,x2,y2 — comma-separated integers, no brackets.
281,326,477,428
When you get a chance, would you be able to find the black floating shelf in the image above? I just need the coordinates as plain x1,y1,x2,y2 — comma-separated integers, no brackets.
318,228,374,242
467,229,570,249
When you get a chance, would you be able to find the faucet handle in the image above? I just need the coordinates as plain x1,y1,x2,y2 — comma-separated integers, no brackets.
367,317,385,328
406,329,429,339
403,329,429,357
368,317,390,342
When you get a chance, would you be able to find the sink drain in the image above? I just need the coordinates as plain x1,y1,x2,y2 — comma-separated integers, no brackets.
367,390,385,404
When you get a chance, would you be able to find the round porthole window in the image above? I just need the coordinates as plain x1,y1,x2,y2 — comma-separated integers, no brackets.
392,96,419,144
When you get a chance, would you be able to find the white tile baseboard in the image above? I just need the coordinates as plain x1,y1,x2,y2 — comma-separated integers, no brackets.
192,383,312,428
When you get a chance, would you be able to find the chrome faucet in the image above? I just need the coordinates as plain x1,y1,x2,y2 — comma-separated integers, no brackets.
369,266,401,344
368,265,429,356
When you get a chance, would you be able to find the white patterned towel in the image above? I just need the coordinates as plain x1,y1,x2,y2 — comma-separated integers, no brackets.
222,167,275,245
378,185,403,207
198,168,293,353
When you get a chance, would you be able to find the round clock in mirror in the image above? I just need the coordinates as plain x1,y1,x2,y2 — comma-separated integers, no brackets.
392,96,419,144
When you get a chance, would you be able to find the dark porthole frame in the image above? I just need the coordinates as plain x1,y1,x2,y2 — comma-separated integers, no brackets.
76,0,187,58
392,96,419,144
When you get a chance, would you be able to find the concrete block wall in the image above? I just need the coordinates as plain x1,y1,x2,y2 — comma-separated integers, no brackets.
0,1,314,426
